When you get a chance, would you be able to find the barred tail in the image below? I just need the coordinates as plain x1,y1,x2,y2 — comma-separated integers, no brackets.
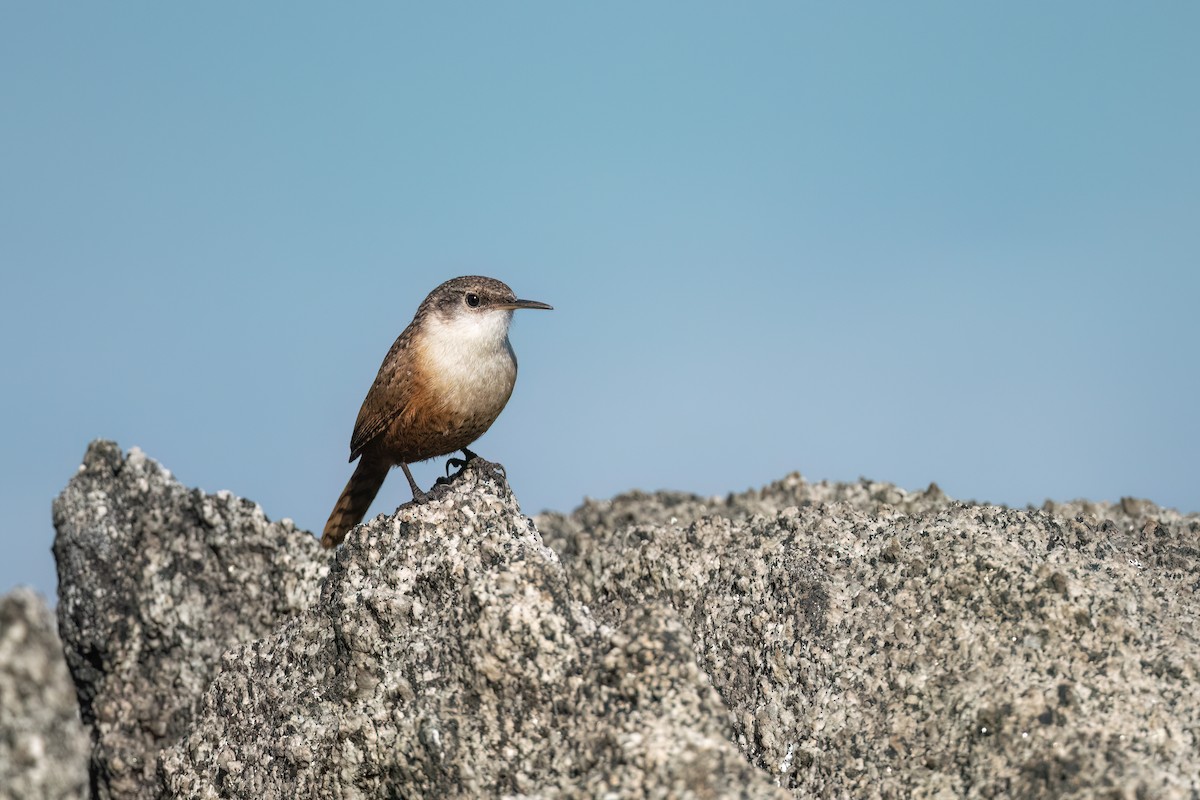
321,455,389,548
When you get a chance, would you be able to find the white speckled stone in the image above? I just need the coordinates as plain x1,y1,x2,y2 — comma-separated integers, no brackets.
50,443,1200,799
0,587,88,800
53,441,329,800
159,456,784,799
540,477,1200,799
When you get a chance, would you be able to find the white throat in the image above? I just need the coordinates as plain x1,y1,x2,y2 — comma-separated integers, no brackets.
418,308,518,413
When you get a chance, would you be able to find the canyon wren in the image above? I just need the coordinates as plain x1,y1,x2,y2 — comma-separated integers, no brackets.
321,276,552,548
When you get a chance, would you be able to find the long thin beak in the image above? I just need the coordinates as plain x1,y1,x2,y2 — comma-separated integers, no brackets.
498,298,553,311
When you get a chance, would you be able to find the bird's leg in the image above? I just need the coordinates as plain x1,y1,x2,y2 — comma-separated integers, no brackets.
445,447,479,477
401,463,429,504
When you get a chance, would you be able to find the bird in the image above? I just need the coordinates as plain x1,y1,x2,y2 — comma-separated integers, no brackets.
321,276,552,548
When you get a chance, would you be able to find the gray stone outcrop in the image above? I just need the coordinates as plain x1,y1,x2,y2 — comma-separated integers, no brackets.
52,442,329,800
0,587,88,800
159,457,785,799
539,480,1200,798
49,443,1200,798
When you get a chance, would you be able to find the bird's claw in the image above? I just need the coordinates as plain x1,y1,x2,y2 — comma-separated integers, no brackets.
445,447,480,477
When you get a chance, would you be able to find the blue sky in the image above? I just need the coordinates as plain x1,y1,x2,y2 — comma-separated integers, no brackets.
2,3,1197,600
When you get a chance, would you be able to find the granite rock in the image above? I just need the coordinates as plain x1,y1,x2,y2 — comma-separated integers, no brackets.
52,441,329,800
160,457,786,799
535,472,955,556
50,442,1200,798
540,481,1200,798
0,587,88,800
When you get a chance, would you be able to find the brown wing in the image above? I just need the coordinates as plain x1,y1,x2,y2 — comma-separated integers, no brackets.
348,327,417,461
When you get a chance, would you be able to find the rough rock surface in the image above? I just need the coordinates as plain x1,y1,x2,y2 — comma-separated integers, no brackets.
50,443,1200,799
535,473,956,552
0,587,88,800
160,456,786,799
538,478,1200,798
52,441,329,800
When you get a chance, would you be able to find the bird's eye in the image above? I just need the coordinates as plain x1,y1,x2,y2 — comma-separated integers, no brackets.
465,293,481,308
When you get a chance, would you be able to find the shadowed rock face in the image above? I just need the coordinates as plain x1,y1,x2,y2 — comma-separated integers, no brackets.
52,442,329,800
0,587,88,800
50,442,1200,799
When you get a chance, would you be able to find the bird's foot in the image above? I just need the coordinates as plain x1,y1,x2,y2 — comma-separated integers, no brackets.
398,463,432,509
435,448,506,491
444,447,480,477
